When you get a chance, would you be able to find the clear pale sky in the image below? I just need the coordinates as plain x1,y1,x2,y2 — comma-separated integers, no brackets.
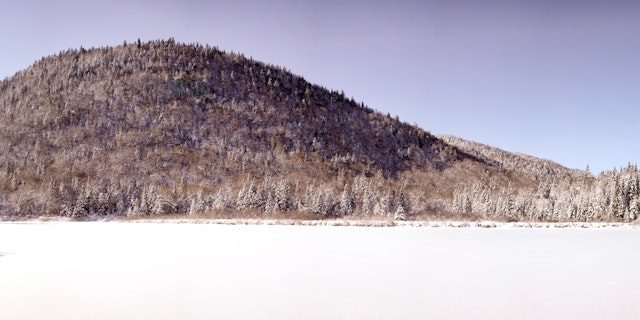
1,0,638,174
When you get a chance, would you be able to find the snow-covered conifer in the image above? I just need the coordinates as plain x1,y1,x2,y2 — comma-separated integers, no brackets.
361,184,376,214
374,190,393,216
96,191,110,216
72,189,89,218
610,171,622,219
236,181,265,211
462,193,472,213
275,179,292,211
339,188,355,215
452,188,462,213
394,191,407,220
212,187,232,210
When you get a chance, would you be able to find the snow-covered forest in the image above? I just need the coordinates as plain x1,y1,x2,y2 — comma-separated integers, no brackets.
452,163,639,222
0,40,635,222
443,136,640,221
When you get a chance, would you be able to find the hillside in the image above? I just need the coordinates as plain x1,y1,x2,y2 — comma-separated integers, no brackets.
439,135,585,181
0,39,636,222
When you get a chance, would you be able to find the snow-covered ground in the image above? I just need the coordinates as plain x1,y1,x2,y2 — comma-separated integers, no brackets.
116,218,640,228
1,222,639,319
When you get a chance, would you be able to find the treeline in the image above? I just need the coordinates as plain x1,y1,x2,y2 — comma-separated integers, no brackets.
452,164,639,222
1,168,448,221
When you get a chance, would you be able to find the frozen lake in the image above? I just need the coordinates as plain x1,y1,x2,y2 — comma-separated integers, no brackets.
1,222,639,319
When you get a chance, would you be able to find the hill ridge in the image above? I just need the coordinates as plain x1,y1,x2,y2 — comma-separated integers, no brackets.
439,135,586,181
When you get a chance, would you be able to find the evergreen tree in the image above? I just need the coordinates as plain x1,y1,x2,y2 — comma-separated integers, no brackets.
212,187,231,210
628,167,640,220
236,180,265,211
452,186,464,213
462,193,472,213
394,191,407,221
610,171,622,219
72,189,90,218
361,184,376,214
275,179,292,211
264,192,277,214
339,188,355,215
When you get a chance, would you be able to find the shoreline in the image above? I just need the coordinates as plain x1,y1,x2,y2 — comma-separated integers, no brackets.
114,219,640,228
1,216,638,228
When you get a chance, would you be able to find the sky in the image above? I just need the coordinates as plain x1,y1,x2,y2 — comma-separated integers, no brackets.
1,0,639,174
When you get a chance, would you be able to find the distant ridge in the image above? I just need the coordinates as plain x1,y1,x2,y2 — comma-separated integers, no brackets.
439,135,585,180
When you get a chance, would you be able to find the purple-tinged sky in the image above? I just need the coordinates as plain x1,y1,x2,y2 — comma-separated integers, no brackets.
2,0,639,174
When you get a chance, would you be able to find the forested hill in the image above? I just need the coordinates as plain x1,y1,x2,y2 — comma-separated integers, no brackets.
439,135,585,181
0,39,635,222
1,39,480,174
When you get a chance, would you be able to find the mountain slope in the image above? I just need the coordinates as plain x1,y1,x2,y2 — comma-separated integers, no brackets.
2,39,629,222
439,135,585,181
1,40,482,173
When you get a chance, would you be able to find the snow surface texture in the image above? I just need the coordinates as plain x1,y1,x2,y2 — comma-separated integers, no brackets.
1,223,639,319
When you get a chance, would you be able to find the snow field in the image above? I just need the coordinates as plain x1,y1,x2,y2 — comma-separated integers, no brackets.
1,222,639,319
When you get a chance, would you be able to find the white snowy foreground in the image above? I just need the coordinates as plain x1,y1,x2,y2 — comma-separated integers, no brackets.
1,222,639,320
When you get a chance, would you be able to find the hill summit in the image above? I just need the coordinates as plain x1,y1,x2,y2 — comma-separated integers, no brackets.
0,39,636,222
